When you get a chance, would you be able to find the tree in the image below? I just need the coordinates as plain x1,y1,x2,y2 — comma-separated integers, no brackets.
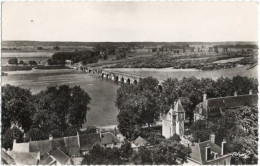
133,138,191,164
19,60,25,65
8,58,18,65
190,106,258,165
169,133,181,142
28,60,38,66
37,46,43,50
2,85,35,133
53,46,60,50
116,77,162,139
27,128,45,141
82,144,129,165
32,85,91,138
2,127,23,150
190,120,210,142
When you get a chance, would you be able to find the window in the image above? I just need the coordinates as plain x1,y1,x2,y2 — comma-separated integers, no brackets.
223,160,226,165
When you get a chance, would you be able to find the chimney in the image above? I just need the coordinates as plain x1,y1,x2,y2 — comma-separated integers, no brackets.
203,94,207,102
77,131,81,148
221,139,227,155
114,127,117,136
99,128,102,139
249,89,253,95
210,134,215,144
205,144,211,161
13,139,16,144
49,134,53,140
96,127,102,138
234,91,238,97
23,133,27,142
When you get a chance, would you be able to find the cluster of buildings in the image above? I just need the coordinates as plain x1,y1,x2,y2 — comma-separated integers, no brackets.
2,90,257,165
2,129,122,165
115,44,258,56
162,90,257,165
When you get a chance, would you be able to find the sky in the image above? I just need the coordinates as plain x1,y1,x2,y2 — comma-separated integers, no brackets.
2,2,258,42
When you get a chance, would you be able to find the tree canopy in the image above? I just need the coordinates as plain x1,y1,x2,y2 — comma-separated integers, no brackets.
189,106,258,164
116,75,258,139
2,84,91,147
116,77,162,139
2,84,35,133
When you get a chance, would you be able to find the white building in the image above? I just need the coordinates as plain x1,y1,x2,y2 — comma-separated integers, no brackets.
162,99,185,139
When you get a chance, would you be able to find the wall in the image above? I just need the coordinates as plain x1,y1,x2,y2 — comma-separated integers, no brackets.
162,119,172,139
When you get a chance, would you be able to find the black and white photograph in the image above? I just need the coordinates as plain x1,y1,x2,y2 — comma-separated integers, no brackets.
1,1,258,165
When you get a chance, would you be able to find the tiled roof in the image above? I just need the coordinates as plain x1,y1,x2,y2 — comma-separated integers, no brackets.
101,132,121,145
38,156,54,165
1,150,15,165
79,133,101,151
7,151,39,165
63,136,80,156
189,141,222,164
51,138,66,150
12,132,120,157
64,136,78,147
29,140,52,155
133,136,149,147
51,148,70,165
207,94,258,108
195,94,258,115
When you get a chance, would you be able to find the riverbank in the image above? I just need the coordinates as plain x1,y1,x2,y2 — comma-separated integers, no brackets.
1,65,73,72
104,64,258,80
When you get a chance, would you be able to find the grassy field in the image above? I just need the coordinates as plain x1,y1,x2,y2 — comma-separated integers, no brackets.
2,65,33,71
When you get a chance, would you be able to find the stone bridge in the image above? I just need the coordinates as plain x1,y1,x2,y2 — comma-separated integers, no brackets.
76,66,164,89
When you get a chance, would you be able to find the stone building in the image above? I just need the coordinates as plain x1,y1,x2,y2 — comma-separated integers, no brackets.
194,92,258,122
184,135,232,165
162,99,185,139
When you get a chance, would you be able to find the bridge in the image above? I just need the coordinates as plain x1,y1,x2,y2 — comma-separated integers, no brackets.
76,66,164,88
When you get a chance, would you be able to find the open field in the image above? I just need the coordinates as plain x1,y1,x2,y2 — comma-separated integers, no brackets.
212,57,245,64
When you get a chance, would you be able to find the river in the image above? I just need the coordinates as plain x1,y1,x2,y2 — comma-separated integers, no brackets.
2,64,257,127
2,69,119,127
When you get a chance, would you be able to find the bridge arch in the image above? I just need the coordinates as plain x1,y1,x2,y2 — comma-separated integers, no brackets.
114,76,119,83
133,80,138,84
127,78,131,84
120,77,124,83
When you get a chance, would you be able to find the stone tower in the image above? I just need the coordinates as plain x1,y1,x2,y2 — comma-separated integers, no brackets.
174,99,185,136
162,99,185,138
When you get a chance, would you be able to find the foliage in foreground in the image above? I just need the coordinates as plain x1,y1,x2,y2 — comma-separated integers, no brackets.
190,106,258,165
82,135,191,165
2,84,91,149
116,76,258,139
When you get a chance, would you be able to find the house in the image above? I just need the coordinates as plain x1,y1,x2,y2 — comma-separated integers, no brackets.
38,148,71,165
1,150,16,165
162,99,186,139
6,150,40,165
131,136,150,152
100,132,122,148
12,130,122,157
194,91,258,121
184,134,232,165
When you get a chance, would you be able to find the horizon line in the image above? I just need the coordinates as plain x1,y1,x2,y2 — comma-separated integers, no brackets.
2,40,258,43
